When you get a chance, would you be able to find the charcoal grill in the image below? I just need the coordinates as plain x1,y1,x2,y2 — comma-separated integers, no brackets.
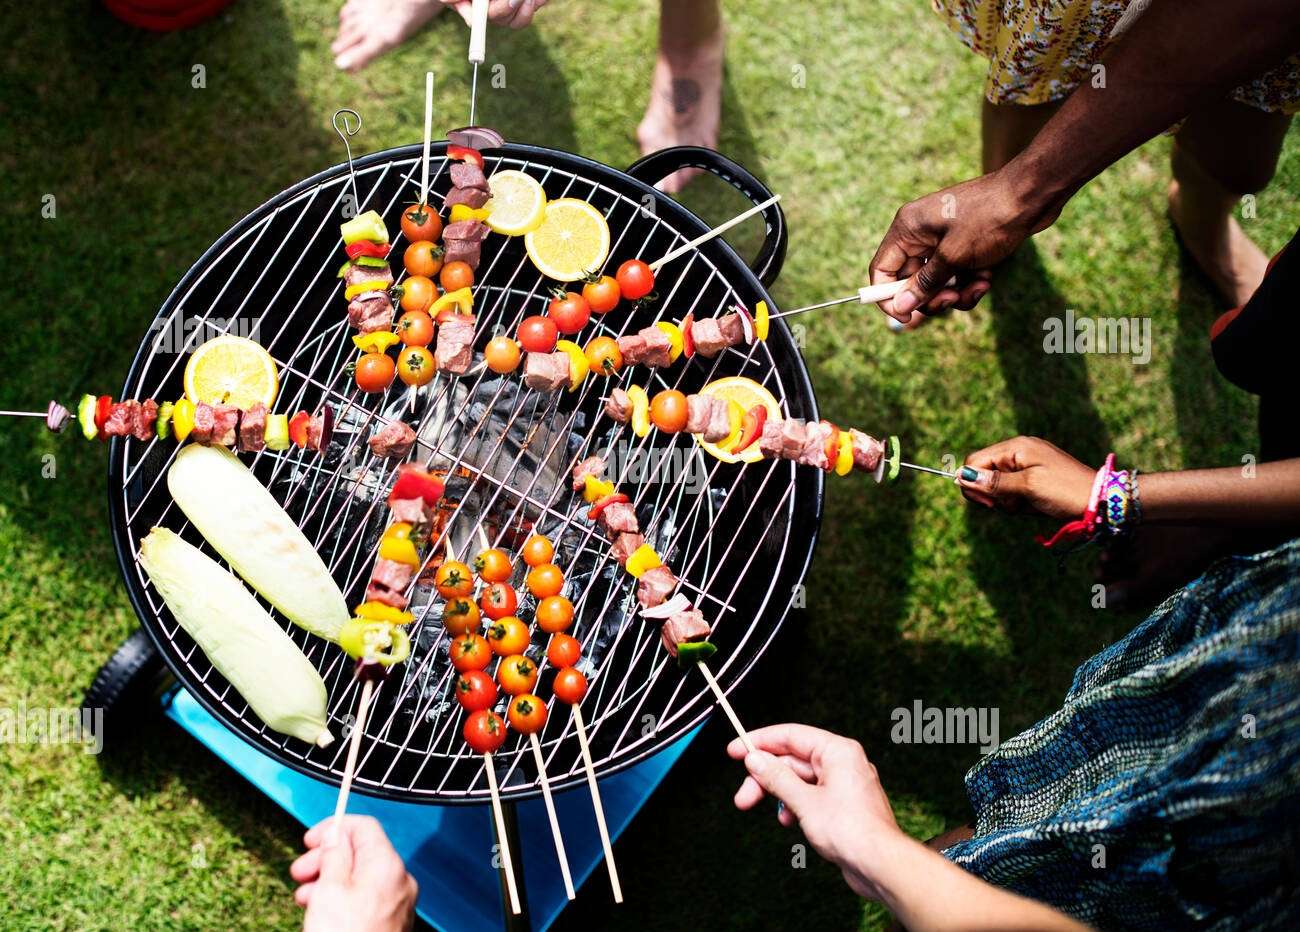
109,142,823,805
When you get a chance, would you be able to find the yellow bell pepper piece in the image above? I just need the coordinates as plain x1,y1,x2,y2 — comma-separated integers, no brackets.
627,385,650,438
835,430,855,476
582,474,616,504
449,204,491,224
378,535,421,567
625,543,663,579
431,287,474,316
353,601,415,625
352,331,401,354
172,399,196,442
656,322,684,362
554,340,589,391
716,401,744,452
345,280,390,301
754,300,769,341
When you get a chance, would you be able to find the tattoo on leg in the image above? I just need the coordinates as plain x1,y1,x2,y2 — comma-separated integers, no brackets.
670,78,701,115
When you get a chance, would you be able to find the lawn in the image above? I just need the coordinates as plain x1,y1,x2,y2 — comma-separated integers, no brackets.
0,0,1295,929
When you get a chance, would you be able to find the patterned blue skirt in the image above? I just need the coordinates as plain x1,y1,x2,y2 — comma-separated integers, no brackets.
943,538,1300,930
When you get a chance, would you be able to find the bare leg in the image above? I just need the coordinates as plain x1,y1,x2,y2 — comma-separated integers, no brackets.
1169,99,1291,307
636,0,725,194
332,0,445,73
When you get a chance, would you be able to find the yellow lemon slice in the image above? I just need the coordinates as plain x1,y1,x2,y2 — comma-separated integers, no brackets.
485,170,547,236
696,376,781,464
184,335,279,409
524,198,610,282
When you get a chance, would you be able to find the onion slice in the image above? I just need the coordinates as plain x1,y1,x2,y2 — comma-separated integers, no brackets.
734,305,755,345
448,125,505,150
641,592,691,621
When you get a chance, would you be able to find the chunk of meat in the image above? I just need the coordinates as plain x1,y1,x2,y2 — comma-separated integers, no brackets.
850,429,884,473
102,401,136,438
388,496,432,527
238,402,267,452
369,421,416,461
660,608,711,658
702,396,732,443
757,417,785,458
442,219,490,243
347,295,394,333
605,387,631,423
690,317,728,358
523,352,570,392
615,334,647,366
717,311,747,346
571,456,605,492
344,263,394,288
610,532,645,566
597,501,639,536
442,237,482,269
449,161,489,191
635,325,673,368
798,421,833,470
435,316,476,375
777,418,808,460
133,399,159,441
190,402,214,445
684,395,712,435
209,404,240,447
372,557,413,592
636,565,678,609
365,580,410,610
444,185,490,210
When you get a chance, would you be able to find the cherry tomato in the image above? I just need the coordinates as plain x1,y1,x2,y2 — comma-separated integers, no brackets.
400,275,436,314
450,633,492,672
649,389,689,433
435,560,474,599
473,547,513,583
517,315,558,354
525,563,564,599
546,633,581,668
582,275,620,314
397,346,436,387
485,336,521,374
454,670,497,713
443,597,481,637
535,595,574,634
552,667,589,705
401,204,443,242
440,261,474,292
404,240,444,278
616,259,654,300
584,336,622,377
354,352,396,393
507,693,548,733
498,654,539,696
521,535,554,567
487,616,530,656
396,310,434,347
547,290,591,335
463,709,508,753
479,582,519,621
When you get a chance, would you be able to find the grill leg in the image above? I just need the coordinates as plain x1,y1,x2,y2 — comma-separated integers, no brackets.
495,799,530,930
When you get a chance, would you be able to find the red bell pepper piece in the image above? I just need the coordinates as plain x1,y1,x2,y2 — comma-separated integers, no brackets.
94,395,114,438
447,145,485,170
587,492,629,521
388,464,445,506
822,422,840,471
345,241,391,259
288,411,311,448
732,405,767,454
681,313,694,359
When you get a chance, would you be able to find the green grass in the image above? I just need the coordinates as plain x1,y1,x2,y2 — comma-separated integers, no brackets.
0,0,1295,928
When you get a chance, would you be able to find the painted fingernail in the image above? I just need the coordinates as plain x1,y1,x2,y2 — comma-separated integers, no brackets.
776,800,786,817
960,466,978,482
886,315,905,332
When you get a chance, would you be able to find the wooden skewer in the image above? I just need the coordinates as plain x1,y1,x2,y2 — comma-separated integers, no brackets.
648,194,782,272
476,523,492,553
484,751,523,915
529,732,575,900
328,677,376,845
572,704,623,903
696,662,755,754
419,71,434,207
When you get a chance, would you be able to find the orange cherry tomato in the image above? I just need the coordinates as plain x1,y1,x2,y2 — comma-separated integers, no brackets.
400,204,442,243
552,667,588,705
535,595,574,634
525,563,564,599
498,654,539,696
404,240,444,279
449,633,491,672
582,275,620,314
487,615,530,656
473,547,513,583
649,389,689,433
507,693,548,733
354,352,396,393
435,560,474,599
397,346,436,387
463,708,507,752
521,535,554,567
443,597,481,637
397,310,435,347
546,633,581,668
584,336,622,377
479,582,519,621
484,336,521,374
440,261,474,292
400,275,436,314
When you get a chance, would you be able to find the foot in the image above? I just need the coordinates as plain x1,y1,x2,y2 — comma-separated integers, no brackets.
1096,525,1237,609
636,28,725,194
1167,179,1268,307
332,0,446,73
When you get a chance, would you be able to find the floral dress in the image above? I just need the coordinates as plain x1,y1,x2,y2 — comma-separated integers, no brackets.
931,0,1300,113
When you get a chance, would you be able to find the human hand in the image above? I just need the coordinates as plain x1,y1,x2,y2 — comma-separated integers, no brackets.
728,725,903,900
447,0,549,28
958,436,1096,519
291,816,417,932
869,168,1062,322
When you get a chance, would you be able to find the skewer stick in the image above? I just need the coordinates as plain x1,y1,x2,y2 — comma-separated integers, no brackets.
476,523,492,553
419,71,434,207
648,194,782,272
329,677,375,845
467,0,488,126
571,704,623,903
529,732,576,900
900,460,958,479
484,751,523,915
0,409,48,418
696,662,755,754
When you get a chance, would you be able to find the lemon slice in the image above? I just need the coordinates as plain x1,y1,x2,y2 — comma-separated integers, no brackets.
184,335,279,409
696,376,781,464
485,170,547,236
524,198,610,282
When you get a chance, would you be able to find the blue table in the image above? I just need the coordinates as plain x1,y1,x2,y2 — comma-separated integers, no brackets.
165,687,697,930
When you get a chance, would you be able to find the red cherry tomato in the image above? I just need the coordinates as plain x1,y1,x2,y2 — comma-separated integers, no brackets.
473,548,513,583
454,670,497,713
649,389,689,433
582,275,621,314
546,633,582,668
435,560,474,599
616,259,654,300
450,633,492,672
479,582,519,621
355,353,396,393
401,204,442,242
547,290,591,334
463,709,508,753
553,667,589,705
517,315,558,354
443,597,481,637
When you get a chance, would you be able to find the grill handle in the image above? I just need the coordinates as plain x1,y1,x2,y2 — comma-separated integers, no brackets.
625,146,787,288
